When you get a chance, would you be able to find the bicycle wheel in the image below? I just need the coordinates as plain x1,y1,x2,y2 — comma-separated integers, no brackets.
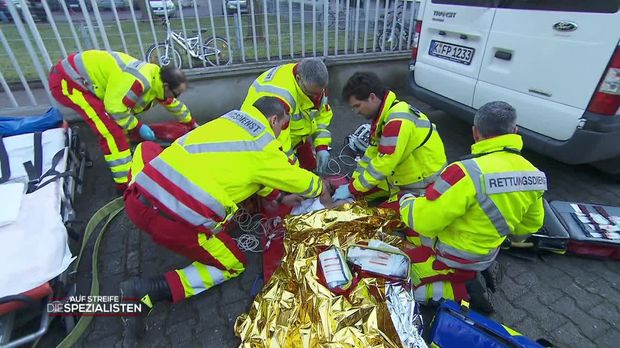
203,37,232,66
376,28,405,52
145,43,184,68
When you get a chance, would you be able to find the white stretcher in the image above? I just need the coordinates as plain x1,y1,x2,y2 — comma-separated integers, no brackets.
0,123,88,347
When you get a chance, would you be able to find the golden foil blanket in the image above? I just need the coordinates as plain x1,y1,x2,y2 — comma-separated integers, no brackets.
235,203,407,347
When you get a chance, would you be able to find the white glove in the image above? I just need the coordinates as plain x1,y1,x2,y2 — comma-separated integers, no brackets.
332,184,353,201
316,150,330,175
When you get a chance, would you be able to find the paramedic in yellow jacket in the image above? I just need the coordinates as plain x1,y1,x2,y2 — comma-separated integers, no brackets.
48,50,198,192
399,101,546,313
242,58,333,173
332,72,447,202
121,97,324,318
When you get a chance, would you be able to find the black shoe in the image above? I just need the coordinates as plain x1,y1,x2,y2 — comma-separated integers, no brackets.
465,274,495,314
481,261,504,294
120,276,172,342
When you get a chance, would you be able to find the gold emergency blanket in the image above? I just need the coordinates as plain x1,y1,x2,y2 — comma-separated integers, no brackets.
234,203,406,347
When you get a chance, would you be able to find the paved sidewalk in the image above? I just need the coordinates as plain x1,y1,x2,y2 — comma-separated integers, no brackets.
40,90,620,347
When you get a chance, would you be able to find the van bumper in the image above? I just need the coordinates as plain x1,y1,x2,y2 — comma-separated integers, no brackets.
408,69,620,165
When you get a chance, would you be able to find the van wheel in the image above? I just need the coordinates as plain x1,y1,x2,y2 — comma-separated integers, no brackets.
591,156,620,181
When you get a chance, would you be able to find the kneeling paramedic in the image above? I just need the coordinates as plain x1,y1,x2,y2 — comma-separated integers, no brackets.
242,58,333,174
122,96,324,308
48,50,198,192
333,71,447,204
399,101,546,313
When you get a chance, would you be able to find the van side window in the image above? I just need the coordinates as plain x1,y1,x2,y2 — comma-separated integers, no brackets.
497,0,619,13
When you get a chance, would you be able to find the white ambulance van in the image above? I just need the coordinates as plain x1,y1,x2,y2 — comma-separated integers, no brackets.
408,0,620,175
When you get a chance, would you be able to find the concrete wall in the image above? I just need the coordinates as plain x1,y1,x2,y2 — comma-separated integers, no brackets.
12,53,410,122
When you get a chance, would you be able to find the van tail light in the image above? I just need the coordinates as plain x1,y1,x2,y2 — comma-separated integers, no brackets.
411,21,423,63
587,45,620,115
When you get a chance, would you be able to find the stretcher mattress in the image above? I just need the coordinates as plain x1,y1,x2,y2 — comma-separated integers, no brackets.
0,127,73,297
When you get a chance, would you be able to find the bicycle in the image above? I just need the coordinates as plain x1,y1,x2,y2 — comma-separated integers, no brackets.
145,19,232,68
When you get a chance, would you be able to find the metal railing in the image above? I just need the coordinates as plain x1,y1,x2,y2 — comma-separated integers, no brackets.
0,0,418,111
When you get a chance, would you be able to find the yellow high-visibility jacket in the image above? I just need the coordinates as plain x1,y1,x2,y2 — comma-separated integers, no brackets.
241,63,333,164
60,50,192,131
131,105,323,232
351,91,447,195
400,134,547,271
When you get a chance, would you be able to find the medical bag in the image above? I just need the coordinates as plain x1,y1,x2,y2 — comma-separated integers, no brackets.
429,300,551,348
543,200,620,260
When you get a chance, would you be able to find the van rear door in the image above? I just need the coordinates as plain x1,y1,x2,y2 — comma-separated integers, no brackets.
414,0,496,107
474,1,620,141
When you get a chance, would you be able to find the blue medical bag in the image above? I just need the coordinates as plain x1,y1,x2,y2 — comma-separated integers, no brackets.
429,300,551,348
0,108,63,136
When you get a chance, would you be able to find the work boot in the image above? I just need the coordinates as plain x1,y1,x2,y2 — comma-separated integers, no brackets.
120,276,172,343
481,261,504,293
465,274,494,314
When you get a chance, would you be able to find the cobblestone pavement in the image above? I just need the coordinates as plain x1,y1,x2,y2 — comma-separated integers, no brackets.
39,89,620,347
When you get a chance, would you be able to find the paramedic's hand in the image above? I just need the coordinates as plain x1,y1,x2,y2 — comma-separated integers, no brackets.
281,194,304,207
316,150,330,175
332,184,353,201
139,124,156,141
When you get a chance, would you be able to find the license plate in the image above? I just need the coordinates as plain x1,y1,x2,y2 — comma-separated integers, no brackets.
429,40,475,65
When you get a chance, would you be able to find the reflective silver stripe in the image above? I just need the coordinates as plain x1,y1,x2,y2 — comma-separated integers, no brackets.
413,285,428,302
263,66,280,82
366,163,385,181
314,129,330,135
110,112,131,121
222,110,266,137
60,59,92,93
203,264,225,286
421,236,435,248
182,263,226,294
111,170,129,179
135,172,219,229
176,109,190,119
379,135,398,147
357,170,374,190
431,282,444,301
182,264,208,294
300,176,317,197
400,172,441,191
107,156,132,167
252,80,297,111
313,131,331,140
359,156,371,165
167,102,184,113
461,159,512,237
125,90,139,103
317,124,329,129
73,54,94,91
436,242,499,271
114,114,135,129
402,199,414,229
437,241,498,261
150,158,227,219
184,132,274,154
432,177,451,194
291,113,304,121
387,112,431,129
116,55,150,106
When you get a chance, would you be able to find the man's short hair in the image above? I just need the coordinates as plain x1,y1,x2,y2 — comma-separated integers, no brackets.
297,58,328,87
473,101,517,138
253,96,288,121
160,66,187,90
341,71,388,101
